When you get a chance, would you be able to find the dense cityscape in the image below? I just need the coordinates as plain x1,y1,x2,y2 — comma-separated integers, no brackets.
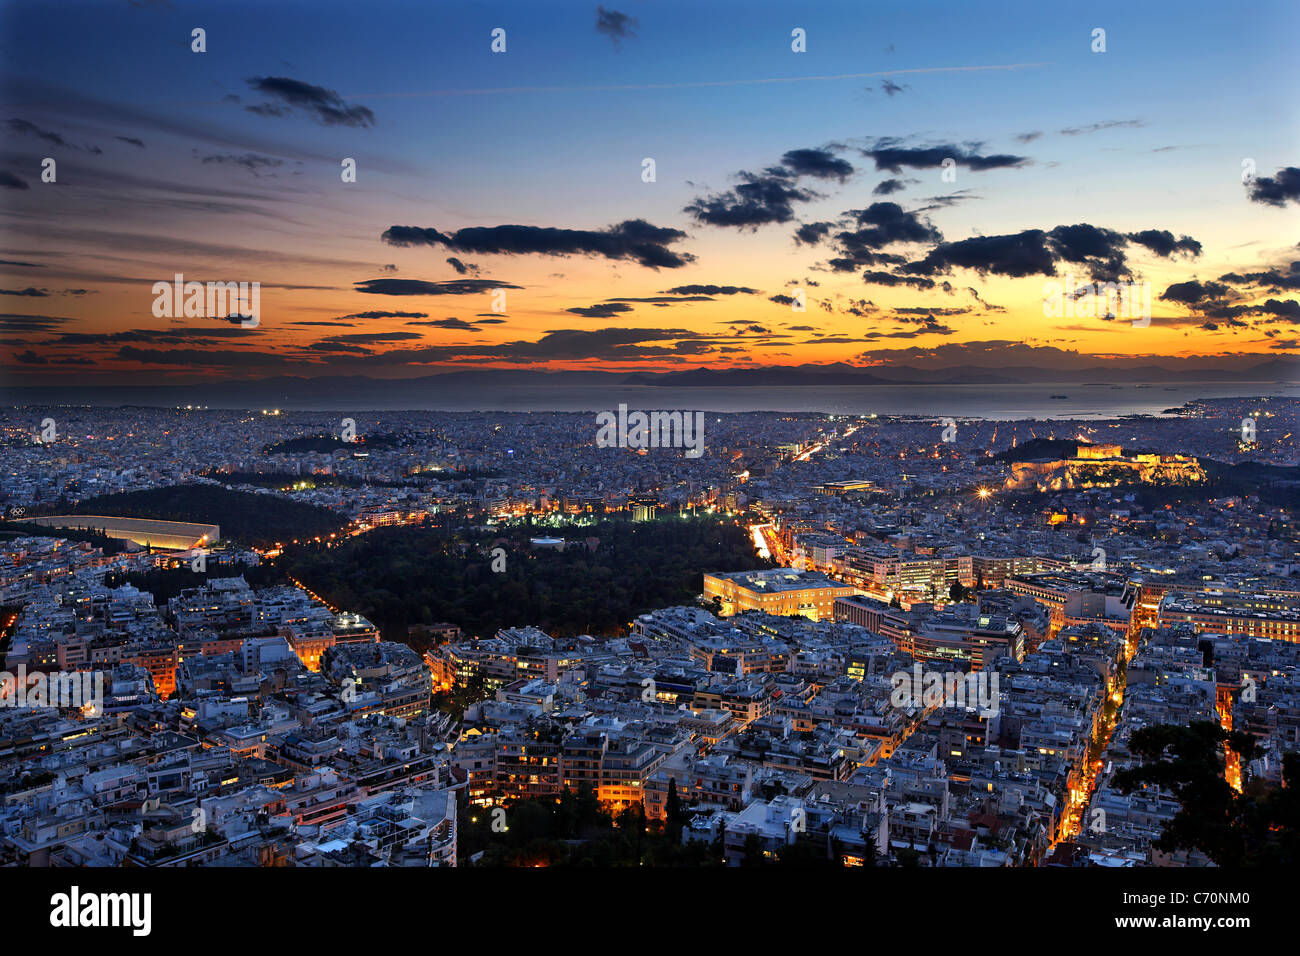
1,394,1295,868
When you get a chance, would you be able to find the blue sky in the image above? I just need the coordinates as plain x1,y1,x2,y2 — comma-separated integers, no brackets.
1,0,1297,383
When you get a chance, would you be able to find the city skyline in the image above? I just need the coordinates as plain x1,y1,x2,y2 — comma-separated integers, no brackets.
2,0,1299,390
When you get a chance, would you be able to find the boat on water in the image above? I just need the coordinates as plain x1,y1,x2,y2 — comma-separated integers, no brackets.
1049,394,1068,399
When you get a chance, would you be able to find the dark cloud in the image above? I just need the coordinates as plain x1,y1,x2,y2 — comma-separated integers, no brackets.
606,296,713,303
659,284,759,296
779,148,854,182
595,6,638,44
860,271,936,290
685,171,819,229
872,178,906,195
245,76,376,128
440,327,716,363
323,331,423,344
50,327,262,346
840,298,877,317
198,152,285,174
567,302,635,319
1247,167,1300,208
794,221,834,245
0,171,29,190
353,278,521,296
1127,229,1201,258
209,313,256,326
0,287,48,297
1203,298,1300,322
13,349,115,365
685,148,854,229
446,257,480,276
1044,224,1130,279
1059,119,1143,136
1160,280,1231,305
300,342,372,354
406,317,481,331
966,287,1005,312
6,118,99,152
0,77,373,173
898,223,1185,281
1014,132,1042,144
826,203,942,272
382,220,693,269
853,320,955,339
118,346,292,367
115,136,145,148
859,138,1028,173
341,310,428,320
1219,261,1300,292
893,306,970,317
912,191,979,212
899,231,1055,278
832,250,905,272
0,313,72,333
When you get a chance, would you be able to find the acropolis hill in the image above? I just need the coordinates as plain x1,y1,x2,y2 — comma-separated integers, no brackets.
1004,442,1206,492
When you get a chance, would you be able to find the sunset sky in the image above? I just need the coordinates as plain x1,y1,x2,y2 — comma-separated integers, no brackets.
1,0,1297,386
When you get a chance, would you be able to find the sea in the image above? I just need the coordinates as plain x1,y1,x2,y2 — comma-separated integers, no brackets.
4,380,1297,420
373,381,1300,420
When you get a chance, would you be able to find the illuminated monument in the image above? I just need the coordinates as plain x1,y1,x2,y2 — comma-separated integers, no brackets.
1003,443,1205,492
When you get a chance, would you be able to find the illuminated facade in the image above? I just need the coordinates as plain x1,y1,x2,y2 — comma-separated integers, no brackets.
703,569,859,621
15,515,220,551
1158,594,1300,643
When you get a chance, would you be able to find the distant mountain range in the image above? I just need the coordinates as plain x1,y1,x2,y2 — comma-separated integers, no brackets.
621,358,1300,387
2,357,1295,408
